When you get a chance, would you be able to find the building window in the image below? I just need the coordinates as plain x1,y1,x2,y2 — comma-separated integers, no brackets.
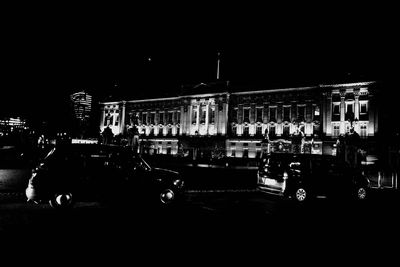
243,149,248,158
231,149,236,157
167,127,172,136
150,113,155,125
297,106,305,122
105,112,112,126
313,123,320,137
142,113,147,125
314,105,320,121
269,125,276,138
332,103,340,121
360,124,367,137
269,107,277,122
283,106,291,122
210,106,215,124
149,127,154,136
256,107,263,123
345,102,354,121
333,124,340,137
159,112,164,125
176,111,181,124
333,104,340,115
232,108,238,123
192,106,198,124
256,126,263,136
243,126,249,136
243,108,250,123
360,102,368,114
200,106,207,124
114,114,119,126
232,125,237,136
283,125,290,138
167,112,173,124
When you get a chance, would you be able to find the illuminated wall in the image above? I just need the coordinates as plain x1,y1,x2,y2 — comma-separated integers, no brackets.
99,81,378,156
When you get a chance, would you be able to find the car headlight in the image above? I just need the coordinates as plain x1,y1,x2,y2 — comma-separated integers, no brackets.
173,179,184,189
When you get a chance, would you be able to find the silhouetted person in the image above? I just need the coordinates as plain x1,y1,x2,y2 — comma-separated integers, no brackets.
102,125,114,145
345,126,360,168
336,134,345,160
291,127,304,154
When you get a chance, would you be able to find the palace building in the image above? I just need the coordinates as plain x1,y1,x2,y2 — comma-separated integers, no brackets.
99,80,378,158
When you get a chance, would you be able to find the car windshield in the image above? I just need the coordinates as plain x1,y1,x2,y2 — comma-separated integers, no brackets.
133,155,151,171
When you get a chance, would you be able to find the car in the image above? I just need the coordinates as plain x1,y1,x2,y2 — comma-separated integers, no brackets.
0,145,33,193
25,143,185,208
257,152,370,202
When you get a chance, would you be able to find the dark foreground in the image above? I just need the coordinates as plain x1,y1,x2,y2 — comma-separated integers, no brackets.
1,189,399,262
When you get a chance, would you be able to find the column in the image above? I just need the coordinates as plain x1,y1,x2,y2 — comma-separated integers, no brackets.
100,106,106,129
354,89,360,133
223,95,229,136
326,92,332,136
205,103,209,135
340,89,346,134
119,101,126,134
368,90,376,136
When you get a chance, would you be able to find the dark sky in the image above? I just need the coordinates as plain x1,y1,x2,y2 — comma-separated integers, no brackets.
1,3,398,124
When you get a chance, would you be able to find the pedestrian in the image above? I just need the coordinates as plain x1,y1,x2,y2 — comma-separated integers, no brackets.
345,126,360,168
102,125,114,145
291,126,304,154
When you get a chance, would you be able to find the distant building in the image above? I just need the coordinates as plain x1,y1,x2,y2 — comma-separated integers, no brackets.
70,91,93,137
70,91,93,121
99,81,379,158
0,117,28,133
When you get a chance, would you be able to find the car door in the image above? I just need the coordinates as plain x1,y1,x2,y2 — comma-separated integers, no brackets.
310,157,330,196
0,147,32,192
324,158,348,197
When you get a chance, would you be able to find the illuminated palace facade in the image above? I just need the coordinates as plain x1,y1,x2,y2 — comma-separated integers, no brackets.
99,81,378,158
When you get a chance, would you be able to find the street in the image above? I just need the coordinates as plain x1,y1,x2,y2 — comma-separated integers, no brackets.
1,163,399,262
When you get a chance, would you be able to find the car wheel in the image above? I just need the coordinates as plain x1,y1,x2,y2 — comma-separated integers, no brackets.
293,187,308,202
356,186,368,201
159,189,175,205
49,193,74,209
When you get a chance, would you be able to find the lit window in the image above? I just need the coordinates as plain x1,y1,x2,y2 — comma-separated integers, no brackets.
360,103,368,114
200,106,207,124
333,104,340,115
192,106,198,124
210,106,215,124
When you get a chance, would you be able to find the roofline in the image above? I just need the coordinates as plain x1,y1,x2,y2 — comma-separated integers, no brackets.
319,81,376,88
232,86,317,95
99,81,377,105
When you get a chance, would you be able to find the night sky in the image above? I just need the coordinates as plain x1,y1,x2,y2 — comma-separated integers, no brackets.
1,4,398,128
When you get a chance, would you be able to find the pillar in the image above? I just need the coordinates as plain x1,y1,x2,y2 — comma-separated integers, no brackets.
119,101,126,135
340,89,346,134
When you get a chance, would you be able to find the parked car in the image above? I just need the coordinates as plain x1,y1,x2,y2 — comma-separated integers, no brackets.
0,146,33,192
257,153,370,202
25,144,185,208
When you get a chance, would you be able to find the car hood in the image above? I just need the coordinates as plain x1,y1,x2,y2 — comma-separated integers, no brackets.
151,167,180,178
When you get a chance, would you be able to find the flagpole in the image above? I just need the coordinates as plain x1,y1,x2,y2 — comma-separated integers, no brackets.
216,52,220,80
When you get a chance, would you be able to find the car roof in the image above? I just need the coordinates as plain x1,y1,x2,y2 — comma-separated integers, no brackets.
262,152,336,161
54,144,137,155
